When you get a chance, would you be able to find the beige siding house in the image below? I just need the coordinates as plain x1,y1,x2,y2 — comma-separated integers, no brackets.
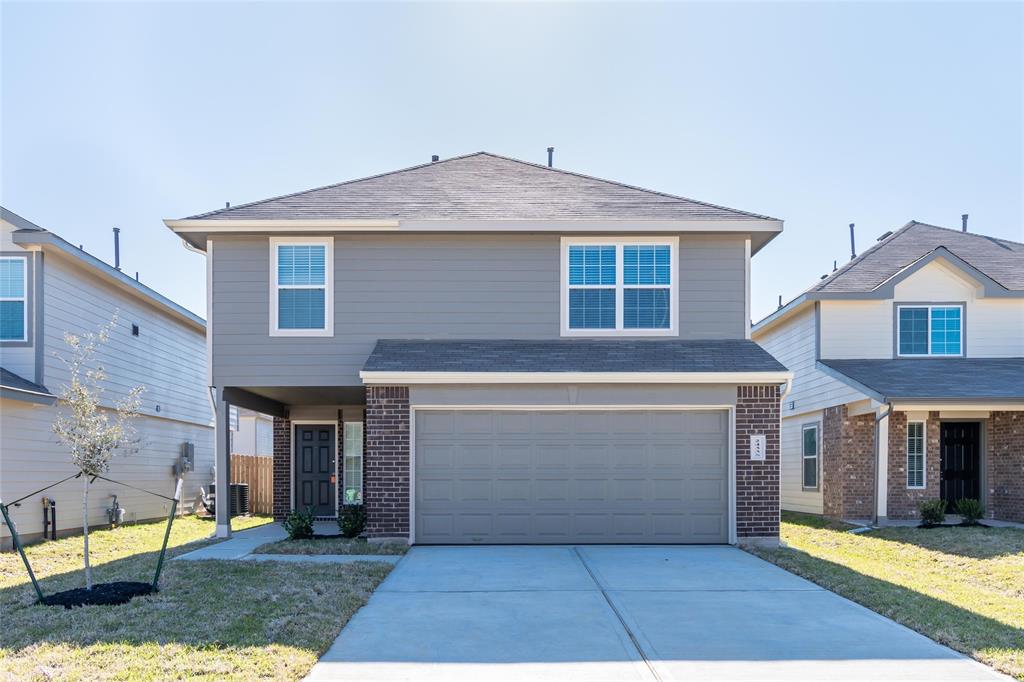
1,208,213,549
753,221,1024,524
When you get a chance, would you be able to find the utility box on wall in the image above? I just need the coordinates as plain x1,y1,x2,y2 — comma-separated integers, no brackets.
175,441,195,476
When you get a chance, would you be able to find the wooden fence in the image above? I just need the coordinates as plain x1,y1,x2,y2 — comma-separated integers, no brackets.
230,454,273,515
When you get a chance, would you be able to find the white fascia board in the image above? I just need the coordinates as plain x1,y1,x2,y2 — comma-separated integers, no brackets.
166,218,782,234
360,371,793,385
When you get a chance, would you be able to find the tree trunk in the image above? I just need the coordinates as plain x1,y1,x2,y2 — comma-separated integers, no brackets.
83,474,92,590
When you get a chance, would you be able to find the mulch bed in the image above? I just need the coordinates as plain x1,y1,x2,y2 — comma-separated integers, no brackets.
41,581,155,609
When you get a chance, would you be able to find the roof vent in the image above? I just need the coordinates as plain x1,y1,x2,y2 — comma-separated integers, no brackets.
849,223,857,261
431,155,439,162
225,202,230,208
877,231,893,241
547,147,554,168
962,213,968,232
777,295,783,309
112,227,121,271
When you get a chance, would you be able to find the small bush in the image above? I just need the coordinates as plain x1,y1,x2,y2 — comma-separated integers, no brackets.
337,504,366,539
917,499,947,526
955,498,985,525
283,506,315,539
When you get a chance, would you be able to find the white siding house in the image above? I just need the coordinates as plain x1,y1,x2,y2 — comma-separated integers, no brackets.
1,208,213,549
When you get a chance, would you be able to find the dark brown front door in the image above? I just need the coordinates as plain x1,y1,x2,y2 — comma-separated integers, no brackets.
295,425,335,517
940,422,980,508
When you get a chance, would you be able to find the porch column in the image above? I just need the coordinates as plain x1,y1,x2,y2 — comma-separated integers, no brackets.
876,411,889,523
214,390,232,538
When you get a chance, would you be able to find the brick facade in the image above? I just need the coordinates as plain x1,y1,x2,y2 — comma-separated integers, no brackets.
821,405,875,521
364,386,411,538
735,384,781,540
272,416,291,521
886,411,941,519
988,411,1024,522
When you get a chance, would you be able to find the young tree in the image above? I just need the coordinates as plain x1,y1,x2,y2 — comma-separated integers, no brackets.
52,315,143,590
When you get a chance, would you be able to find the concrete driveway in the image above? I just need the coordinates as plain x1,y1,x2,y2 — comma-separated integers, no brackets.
306,545,1003,681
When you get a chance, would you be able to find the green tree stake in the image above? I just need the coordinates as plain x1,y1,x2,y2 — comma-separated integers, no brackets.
0,502,45,603
152,478,183,590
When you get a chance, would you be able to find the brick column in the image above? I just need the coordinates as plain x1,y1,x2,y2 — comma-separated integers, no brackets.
365,386,410,539
272,416,291,521
988,411,1023,522
821,404,875,521
735,385,781,544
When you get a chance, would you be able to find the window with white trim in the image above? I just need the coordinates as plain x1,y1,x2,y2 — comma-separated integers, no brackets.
562,238,677,335
897,305,962,356
271,238,333,336
343,422,363,505
802,423,819,489
907,421,926,488
256,419,273,456
0,256,27,342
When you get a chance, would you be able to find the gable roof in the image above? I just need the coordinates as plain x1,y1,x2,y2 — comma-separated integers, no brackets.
1,207,205,331
811,221,1024,294
753,221,1024,335
818,358,1024,403
183,152,777,222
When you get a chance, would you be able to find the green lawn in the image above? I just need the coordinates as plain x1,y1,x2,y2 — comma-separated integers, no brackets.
255,537,408,556
748,511,1024,680
0,515,393,680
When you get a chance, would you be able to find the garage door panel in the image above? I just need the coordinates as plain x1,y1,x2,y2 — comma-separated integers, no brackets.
416,409,728,544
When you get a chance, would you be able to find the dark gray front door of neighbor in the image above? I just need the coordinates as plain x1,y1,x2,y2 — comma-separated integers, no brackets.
415,409,729,544
295,425,335,517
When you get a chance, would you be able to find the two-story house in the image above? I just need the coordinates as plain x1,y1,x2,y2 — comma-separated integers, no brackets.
1,207,213,549
753,221,1023,524
166,152,791,547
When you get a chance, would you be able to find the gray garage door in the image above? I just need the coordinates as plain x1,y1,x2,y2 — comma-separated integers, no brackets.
415,409,729,544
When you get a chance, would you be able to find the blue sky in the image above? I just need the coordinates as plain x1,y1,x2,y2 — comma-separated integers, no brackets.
3,1,1021,321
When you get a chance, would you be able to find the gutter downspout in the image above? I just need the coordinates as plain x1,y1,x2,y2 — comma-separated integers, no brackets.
873,402,893,527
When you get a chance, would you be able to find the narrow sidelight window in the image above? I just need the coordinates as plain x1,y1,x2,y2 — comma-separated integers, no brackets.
343,422,364,505
0,256,27,342
802,423,819,489
270,238,333,336
907,421,926,488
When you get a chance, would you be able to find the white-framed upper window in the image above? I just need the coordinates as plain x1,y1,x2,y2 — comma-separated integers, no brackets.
343,422,363,505
560,237,678,336
897,304,963,356
270,237,333,337
801,423,819,490
907,421,926,489
0,256,28,342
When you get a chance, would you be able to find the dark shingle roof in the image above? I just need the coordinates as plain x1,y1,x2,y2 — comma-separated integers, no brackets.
819,358,1024,401
812,222,1024,293
363,339,788,374
0,367,52,396
187,152,776,222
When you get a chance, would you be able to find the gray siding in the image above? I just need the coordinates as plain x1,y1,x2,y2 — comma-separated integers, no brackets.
212,234,748,388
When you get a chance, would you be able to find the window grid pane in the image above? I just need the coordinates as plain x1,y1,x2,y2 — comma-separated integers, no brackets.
568,245,616,286
907,422,925,488
278,289,326,329
278,245,326,286
623,245,671,286
0,300,25,340
623,288,670,329
0,258,25,298
898,307,929,355
930,307,961,355
569,289,616,329
802,426,818,488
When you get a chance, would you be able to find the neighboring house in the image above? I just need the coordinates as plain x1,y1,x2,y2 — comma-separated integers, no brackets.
0,208,213,550
166,151,791,547
230,407,274,457
753,221,1023,524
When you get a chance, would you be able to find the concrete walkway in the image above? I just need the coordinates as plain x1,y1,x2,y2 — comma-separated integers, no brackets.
306,545,1005,682
174,522,401,564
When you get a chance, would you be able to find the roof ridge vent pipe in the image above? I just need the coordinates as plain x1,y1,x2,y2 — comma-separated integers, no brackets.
112,227,121,270
547,147,554,167
431,155,439,162
962,213,968,232
849,223,857,261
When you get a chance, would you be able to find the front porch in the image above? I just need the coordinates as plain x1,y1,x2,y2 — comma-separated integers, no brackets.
822,404,1023,524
